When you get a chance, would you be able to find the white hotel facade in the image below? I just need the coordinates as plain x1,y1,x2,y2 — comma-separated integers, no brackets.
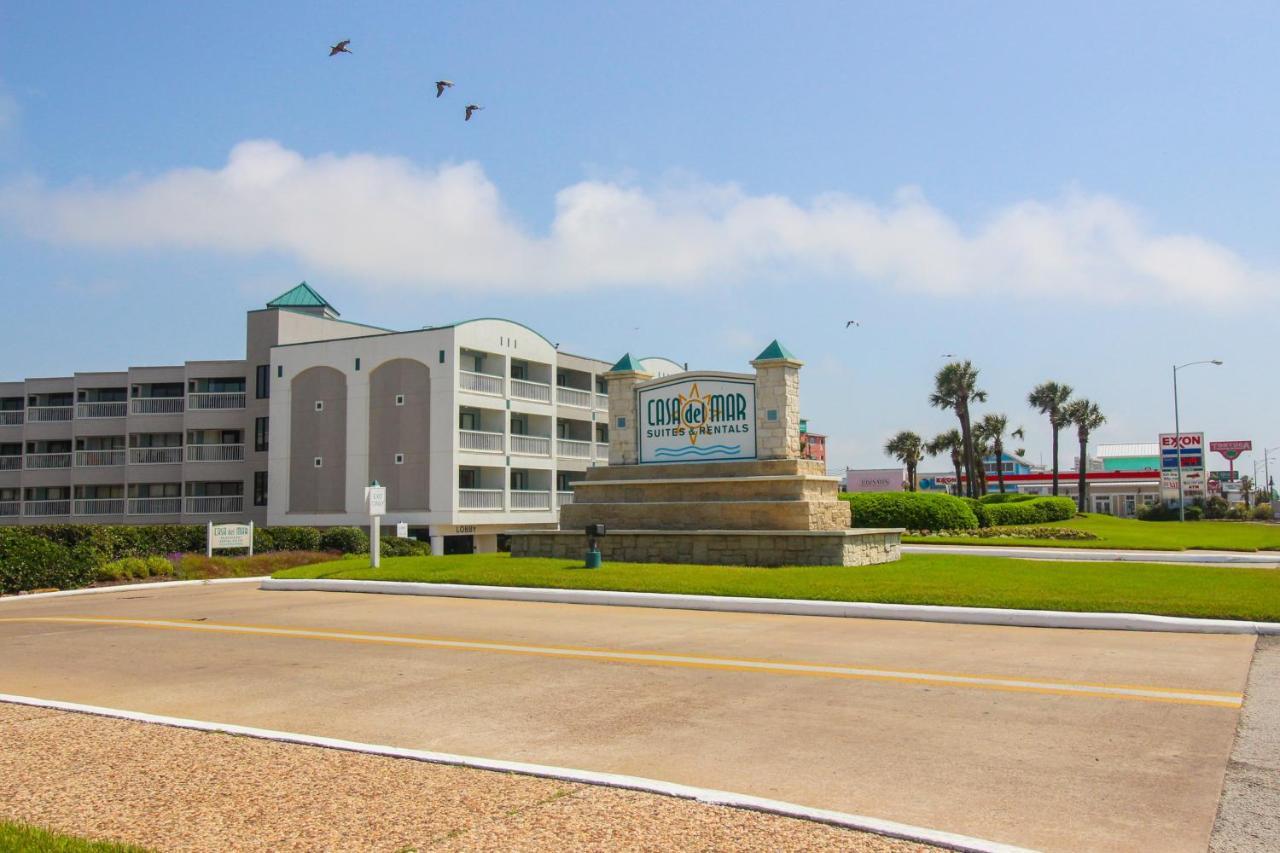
0,284,681,554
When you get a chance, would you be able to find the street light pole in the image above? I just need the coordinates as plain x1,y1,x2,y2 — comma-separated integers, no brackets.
1171,360,1223,522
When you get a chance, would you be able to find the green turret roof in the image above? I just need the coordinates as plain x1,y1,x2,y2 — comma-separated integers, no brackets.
267,282,339,315
609,353,641,372
754,339,796,361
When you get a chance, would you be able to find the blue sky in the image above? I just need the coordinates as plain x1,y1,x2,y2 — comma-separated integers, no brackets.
2,1,1277,474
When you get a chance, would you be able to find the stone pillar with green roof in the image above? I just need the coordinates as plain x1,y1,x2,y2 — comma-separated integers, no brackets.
603,353,652,466
751,340,803,461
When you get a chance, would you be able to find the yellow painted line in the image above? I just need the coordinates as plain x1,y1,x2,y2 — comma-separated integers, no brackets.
0,616,1244,708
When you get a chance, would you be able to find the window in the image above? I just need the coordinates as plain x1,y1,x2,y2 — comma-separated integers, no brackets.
557,421,567,438
354,357,361,371
277,365,283,379
510,470,528,490
253,471,268,506
1124,495,1136,516
1093,495,1113,515
314,400,324,412
459,410,478,431
255,365,270,399
314,457,323,468
511,361,527,380
458,468,478,489
510,415,527,435
254,417,269,452
439,350,446,364
395,394,405,407
394,453,405,465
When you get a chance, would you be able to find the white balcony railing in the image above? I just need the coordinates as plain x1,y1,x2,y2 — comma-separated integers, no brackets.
594,443,610,460
128,497,182,515
186,444,245,462
187,392,246,410
556,387,592,408
556,490,574,508
0,411,24,426
0,500,19,517
74,498,126,516
23,499,70,517
594,393,609,411
76,401,127,419
131,397,184,415
511,490,552,510
185,495,244,514
459,430,504,453
0,456,20,470
27,406,73,422
460,370,504,396
25,452,72,469
129,447,184,465
459,488,504,510
510,378,552,403
510,434,551,456
76,449,125,467
556,438,592,459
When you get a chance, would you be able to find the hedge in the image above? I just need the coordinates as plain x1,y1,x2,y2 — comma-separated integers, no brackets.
977,493,1039,505
961,497,991,528
982,497,1077,526
0,529,97,594
841,492,979,531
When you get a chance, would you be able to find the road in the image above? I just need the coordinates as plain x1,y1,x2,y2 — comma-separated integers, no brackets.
0,583,1256,852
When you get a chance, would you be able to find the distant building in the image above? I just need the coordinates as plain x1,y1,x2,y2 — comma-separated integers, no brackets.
982,452,1034,479
799,419,826,463
1091,443,1160,472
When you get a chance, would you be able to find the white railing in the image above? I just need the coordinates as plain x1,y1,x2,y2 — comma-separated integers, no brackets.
0,501,18,517
75,498,126,516
459,429,504,453
129,447,184,465
187,392,246,410
460,370,504,396
76,401,127,419
128,497,182,515
556,387,592,408
23,499,70,517
510,378,552,403
185,495,244,514
25,452,72,469
556,438,592,459
0,411,24,425
27,406,73,422
131,397,184,415
556,490,574,508
186,444,245,462
459,488,504,510
76,449,125,467
511,490,551,510
0,456,20,470
594,393,609,411
510,434,551,456
594,443,610,460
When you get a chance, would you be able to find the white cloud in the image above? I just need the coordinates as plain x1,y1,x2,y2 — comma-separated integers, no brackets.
2,139,1272,303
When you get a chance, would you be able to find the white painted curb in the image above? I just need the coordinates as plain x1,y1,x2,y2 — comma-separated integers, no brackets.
0,692,1032,853
902,544,1280,565
261,578,1280,635
0,576,268,603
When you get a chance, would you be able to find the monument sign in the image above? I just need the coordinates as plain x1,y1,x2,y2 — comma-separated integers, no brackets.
638,374,756,463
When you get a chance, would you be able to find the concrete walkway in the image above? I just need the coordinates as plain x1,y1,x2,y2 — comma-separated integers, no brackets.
903,543,1280,566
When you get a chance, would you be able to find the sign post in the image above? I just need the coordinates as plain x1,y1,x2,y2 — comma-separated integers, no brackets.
1160,432,1205,513
207,521,254,557
364,481,387,568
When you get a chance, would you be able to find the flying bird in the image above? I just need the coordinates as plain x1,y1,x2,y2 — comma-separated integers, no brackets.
845,320,860,328
465,104,484,121
329,40,352,56
435,80,454,98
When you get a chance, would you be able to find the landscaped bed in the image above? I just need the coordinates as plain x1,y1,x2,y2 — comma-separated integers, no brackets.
906,513,1280,552
273,552,1280,622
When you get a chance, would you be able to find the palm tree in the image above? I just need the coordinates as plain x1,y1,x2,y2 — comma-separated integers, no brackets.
926,430,964,496
1241,475,1254,510
1028,381,1073,496
885,430,924,492
1064,398,1105,512
929,361,987,497
976,413,1025,494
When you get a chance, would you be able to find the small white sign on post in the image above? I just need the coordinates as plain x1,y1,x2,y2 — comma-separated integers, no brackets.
207,521,254,557
396,522,408,538
365,484,387,568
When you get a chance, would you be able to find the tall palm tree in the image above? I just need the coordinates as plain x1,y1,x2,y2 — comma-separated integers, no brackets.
976,413,1025,494
1064,398,1105,512
885,430,924,492
929,361,987,497
1028,381,1073,496
926,429,964,496
1241,475,1254,510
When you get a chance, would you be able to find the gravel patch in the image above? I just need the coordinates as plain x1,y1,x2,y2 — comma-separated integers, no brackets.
1211,636,1280,852
0,703,932,852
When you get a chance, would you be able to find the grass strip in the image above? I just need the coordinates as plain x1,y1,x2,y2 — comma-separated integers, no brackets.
0,821,150,853
906,514,1280,552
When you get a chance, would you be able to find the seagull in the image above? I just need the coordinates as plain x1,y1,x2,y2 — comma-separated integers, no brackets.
435,80,454,98
465,104,484,121
845,320,860,328
329,40,352,56
941,353,957,358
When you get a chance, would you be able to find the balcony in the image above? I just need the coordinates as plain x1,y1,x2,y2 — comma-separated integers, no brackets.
556,387,592,408
75,498,126,516
76,450,126,467
556,438,592,459
187,392,246,411
128,497,182,515
23,499,70,517
131,397,184,415
0,500,18,517
27,406,73,423
510,378,552,403
0,456,20,471
186,444,245,463
25,452,72,469
0,411,23,426
556,490,574,508
185,495,244,514
129,447,184,465
594,393,609,411
76,402,127,419
510,490,551,510
595,442,610,460
459,430,504,453
458,488,504,510
510,434,551,456
460,370,504,396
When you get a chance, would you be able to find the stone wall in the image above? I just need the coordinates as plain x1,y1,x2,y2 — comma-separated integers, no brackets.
510,529,902,567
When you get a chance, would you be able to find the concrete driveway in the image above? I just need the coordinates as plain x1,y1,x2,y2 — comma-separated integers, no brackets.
0,583,1255,852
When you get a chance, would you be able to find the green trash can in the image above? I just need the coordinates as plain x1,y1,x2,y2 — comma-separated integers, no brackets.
584,523,606,568
585,549,602,569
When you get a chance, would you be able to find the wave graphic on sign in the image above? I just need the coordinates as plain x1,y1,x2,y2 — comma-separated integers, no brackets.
653,444,742,458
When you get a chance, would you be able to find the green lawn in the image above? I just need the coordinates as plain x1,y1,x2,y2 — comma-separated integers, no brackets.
273,552,1280,621
0,822,149,853
905,513,1280,552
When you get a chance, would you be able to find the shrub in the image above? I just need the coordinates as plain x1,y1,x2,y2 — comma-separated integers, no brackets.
923,525,1099,541
969,496,1076,527
1138,503,1204,522
1226,504,1249,521
1204,496,1229,520
977,493,1038,505
842,492,978,531
267,526,322,552
381,536,432,557
961,497,991,528
94,555,173,582
0,528,96,594
319,526,369,554
1253,503,1273,521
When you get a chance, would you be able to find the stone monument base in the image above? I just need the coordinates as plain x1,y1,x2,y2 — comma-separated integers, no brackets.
508,528,902,567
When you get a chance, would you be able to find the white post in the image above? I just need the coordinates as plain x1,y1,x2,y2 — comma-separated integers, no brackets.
431,532,444,556
248,520,255,557
371,516,381,568
206,521,213,558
